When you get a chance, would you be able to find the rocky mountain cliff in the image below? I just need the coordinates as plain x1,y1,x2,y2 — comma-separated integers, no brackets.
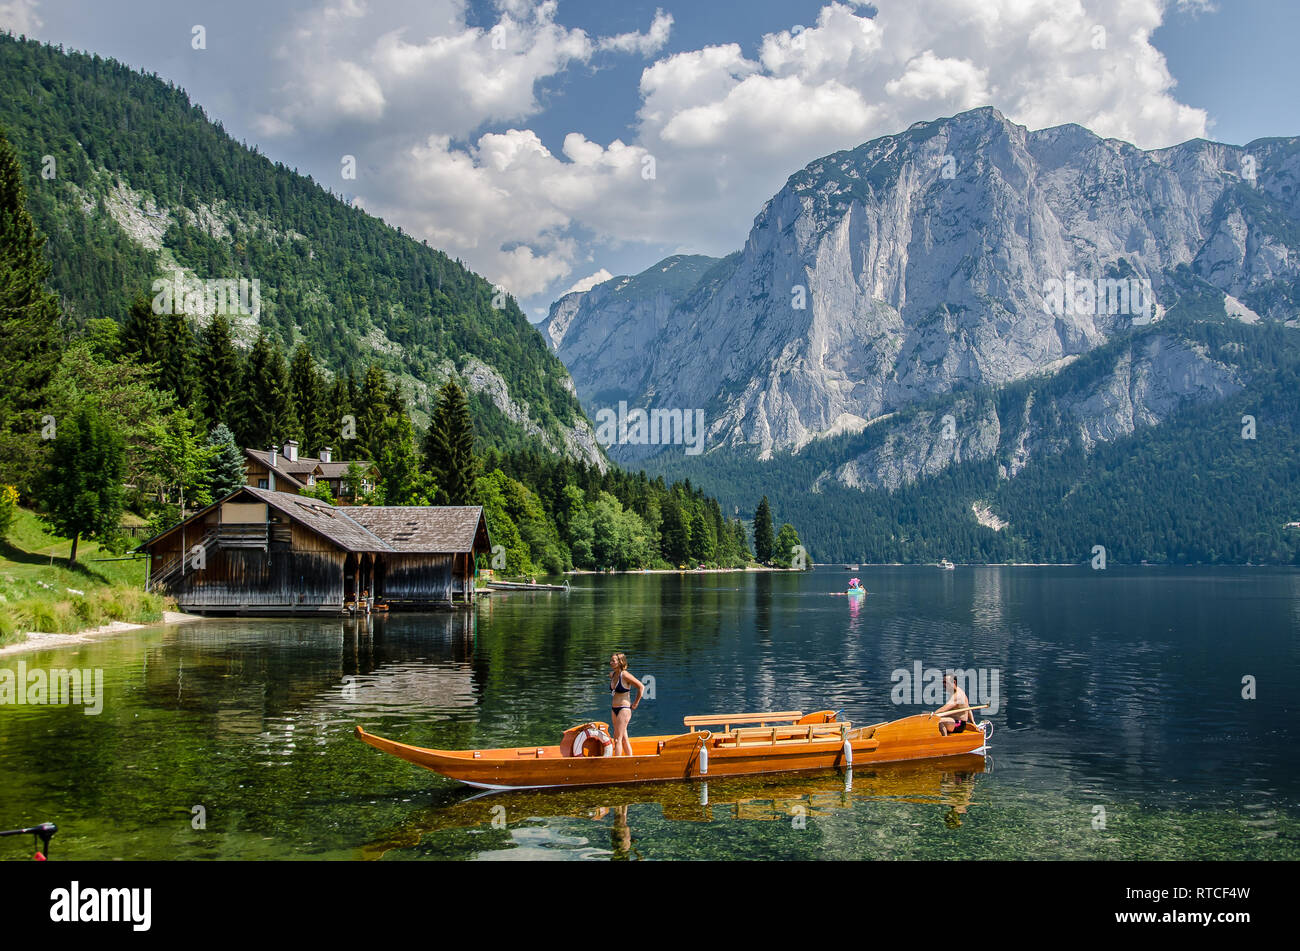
811,332,1242,494
548,107,1299,482
543,254,720,403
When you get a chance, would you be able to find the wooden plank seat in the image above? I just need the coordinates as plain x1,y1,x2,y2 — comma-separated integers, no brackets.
683,711,805,733
723,722,851,747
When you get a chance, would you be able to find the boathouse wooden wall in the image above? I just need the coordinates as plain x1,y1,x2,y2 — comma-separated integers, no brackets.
380,553,455,605
143,490,489,615
151,511,347,613
169,548,346,612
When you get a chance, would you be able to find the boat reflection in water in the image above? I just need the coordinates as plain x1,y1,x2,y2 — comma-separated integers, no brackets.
361,754,987,859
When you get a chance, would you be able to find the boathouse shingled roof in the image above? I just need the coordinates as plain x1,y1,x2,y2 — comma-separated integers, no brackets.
136,488,490,556
240,487,394,552
338,505,489,553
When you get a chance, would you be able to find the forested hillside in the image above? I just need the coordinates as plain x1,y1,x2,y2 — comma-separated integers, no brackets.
0,33,595,459
648,316,1300,565
0,41,804,577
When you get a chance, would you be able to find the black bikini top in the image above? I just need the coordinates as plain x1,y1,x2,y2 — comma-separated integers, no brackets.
611,672,630,694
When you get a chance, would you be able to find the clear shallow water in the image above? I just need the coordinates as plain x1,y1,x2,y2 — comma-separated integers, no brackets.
0,566,1295,860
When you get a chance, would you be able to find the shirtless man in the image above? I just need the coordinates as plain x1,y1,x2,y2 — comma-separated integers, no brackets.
936,674,975,735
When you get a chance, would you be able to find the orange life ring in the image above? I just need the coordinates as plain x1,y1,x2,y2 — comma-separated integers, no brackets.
571,725,614,757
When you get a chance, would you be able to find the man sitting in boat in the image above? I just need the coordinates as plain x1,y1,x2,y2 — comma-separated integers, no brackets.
935,674,975,735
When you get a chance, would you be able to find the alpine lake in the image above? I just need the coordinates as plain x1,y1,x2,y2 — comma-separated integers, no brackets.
1,566,1295,861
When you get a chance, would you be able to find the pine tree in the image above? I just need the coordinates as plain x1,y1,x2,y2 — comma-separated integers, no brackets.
237,333,285,449
198,313,240,430
660,496,690,565
121,293,161,372
731,518,750,560
690,507,713,563
753,496,774,564
159,310,197,408
288,344,328,454
0,123,62,492
267,340,300,444
324,373,354,459
424,378,477,505
356,364,390,460
205,422,246,499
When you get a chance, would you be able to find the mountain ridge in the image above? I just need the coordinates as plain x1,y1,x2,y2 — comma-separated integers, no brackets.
548,106,1299,470
0,33,606,469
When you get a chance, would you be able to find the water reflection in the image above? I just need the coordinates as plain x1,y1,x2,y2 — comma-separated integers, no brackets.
359,756,987,859
2,566,1297,860
970,566,1004,634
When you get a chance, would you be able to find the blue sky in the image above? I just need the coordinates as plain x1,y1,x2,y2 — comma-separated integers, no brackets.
2,0,1296,318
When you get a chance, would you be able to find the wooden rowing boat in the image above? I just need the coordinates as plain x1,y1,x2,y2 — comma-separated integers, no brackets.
358,754,987,856
485,580,570,591
354,709,990,790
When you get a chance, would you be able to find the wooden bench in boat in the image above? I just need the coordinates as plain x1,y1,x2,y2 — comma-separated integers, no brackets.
684,712,850,747
724,722,852,747
684,711,806,733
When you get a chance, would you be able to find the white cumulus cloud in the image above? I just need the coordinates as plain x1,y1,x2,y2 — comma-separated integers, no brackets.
563,268,614,295
0,0,42,34
598,9,673,56
243,0,1212,306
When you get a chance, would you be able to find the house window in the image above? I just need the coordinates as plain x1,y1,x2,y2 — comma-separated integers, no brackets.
258,478,268,489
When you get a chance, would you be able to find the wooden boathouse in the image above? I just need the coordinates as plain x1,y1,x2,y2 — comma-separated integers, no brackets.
137,486,492,615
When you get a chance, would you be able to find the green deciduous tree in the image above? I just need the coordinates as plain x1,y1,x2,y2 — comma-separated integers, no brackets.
48,337,175,500
0,484,17,540
39,403,125,565
476,469,532,576
773,523,803,568
146,408,217,520
372,412,435,505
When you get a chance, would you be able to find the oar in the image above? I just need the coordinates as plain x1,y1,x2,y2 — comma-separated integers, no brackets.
926,704,990,718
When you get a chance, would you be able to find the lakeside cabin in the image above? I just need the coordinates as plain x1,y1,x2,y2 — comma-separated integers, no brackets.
137,486,492,615
244,441,376,498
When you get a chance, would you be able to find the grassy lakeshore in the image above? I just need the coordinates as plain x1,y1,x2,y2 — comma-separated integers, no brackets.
0,507,166,646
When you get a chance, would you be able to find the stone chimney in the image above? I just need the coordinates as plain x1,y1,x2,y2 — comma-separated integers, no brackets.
283,440,298,463
319,447,332,463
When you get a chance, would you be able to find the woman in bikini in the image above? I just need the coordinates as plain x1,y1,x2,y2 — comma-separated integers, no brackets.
608,652,645,757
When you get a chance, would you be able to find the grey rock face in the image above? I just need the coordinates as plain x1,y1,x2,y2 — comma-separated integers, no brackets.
544,255,720,411
460,357,608,472
814,334,1241,492
542,291,583,351
813,398,1001,493
552,108,1298,470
